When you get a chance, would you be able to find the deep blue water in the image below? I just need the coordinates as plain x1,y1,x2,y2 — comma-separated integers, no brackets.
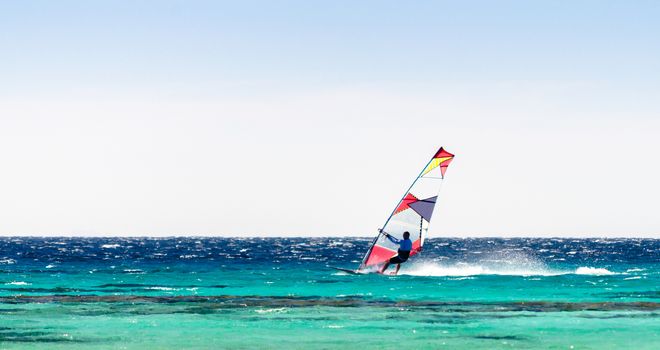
2,236,657,269
1,237,658,349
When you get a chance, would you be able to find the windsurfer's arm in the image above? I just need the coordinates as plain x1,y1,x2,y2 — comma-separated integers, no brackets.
385,234,399,244
378,229,400,244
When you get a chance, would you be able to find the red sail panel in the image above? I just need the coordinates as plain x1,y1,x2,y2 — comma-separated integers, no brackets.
393,193,418,215
364,239,422,267
436,148,455,178
411,239,422,255
434,147,454,159
364,245,397,266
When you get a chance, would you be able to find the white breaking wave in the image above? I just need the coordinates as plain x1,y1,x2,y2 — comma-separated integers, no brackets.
5,281,30,286
574,267,617,275
255,308,287,314
624,276,642,280
626,268,646,273
101,244,121,249
146,286,177,291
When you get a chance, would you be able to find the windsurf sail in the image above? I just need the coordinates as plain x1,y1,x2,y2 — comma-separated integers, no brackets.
358,147,455,271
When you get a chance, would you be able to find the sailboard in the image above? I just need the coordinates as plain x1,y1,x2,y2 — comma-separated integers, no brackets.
355,147,455,273
330,266,367,275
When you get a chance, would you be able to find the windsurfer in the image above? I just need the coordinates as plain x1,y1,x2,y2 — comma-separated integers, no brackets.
378,230,413,275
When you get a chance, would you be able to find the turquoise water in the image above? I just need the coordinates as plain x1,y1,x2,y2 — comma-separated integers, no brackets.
1,237,658,349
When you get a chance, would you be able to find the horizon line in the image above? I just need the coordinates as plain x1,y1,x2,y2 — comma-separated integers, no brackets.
0,235,657,239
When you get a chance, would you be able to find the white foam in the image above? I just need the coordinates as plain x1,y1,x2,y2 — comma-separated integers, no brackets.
401,252,565,277
147,286,176,291
402,262,564,277
401,260,618,277
626,268,646,273
255,308,287,314
101,244,121,249
575,267,617,275
5,281,30,286
0,258,16,265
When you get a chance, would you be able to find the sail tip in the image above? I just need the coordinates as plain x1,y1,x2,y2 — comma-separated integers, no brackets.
433,147,454,178
434,147,455,159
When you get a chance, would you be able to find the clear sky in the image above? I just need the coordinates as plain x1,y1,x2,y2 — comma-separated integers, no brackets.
1,1,659,237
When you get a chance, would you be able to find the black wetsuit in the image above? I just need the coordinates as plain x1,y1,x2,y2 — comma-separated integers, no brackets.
389,250,410,264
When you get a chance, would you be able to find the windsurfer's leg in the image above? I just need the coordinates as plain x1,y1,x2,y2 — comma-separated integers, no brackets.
379,262,390,274
394,264,401,275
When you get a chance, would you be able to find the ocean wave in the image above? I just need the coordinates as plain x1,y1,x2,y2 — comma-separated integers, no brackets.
146,286,177,291
5,281,30,286
255,307,287,314
101,244,121,249
575,267,617,275
626,268,646,273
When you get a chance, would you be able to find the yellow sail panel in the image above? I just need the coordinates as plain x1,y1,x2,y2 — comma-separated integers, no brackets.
421,156,453,176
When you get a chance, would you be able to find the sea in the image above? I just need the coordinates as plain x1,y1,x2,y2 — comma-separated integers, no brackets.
0,237,658,349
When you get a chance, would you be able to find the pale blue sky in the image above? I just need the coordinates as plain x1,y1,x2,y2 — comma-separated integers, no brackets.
3,1,660,89
1,1,659,236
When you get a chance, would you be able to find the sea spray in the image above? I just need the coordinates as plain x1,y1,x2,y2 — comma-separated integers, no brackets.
402,250,564,276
